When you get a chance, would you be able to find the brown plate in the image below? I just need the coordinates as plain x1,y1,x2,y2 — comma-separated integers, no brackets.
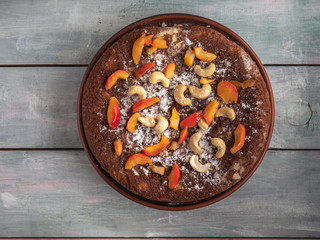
77,14,275,210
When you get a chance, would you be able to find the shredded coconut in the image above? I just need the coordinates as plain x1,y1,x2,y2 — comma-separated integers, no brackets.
94,25,266,193
241,51,252,71
132,168,139,176
141,166,150,176
185,37,193,46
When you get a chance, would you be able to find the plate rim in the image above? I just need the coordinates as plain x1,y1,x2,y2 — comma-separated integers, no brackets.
77,13,275,211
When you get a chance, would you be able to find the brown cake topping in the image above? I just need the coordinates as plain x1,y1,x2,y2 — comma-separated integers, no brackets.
81,24,272,203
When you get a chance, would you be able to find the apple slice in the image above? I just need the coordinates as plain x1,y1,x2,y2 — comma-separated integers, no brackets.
132,97,160,112
229,80,242,89
148,46,157,54
177,127,188,145
105,70,129,90
132,34,146,64
142,135,170,156
217,81,238,104
241,79,256,88
143,35,153,46
152,37,168,48
168,163,180,189
114,139,122,156
200,77,215,84
164,63,175,79
135,62,155,79
107,97,120,129
126,112,140,133
180,111,202,128
230,79,256,89
230,124,246,154
193,47,217,62
150,165,165,175
203,100,219,125
184,48,195,67
125,153,152,169
169,107,180,130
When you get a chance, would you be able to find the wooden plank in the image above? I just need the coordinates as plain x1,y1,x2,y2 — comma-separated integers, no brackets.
0,67,85,148
1,237,312,240
0,239,313,240
0,150,319,237
0,0,319,65
270,66,320,149
0,66,319,149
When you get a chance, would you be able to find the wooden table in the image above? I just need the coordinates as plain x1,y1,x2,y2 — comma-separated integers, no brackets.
1,0,319,238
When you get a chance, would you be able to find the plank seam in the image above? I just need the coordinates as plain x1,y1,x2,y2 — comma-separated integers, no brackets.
0,148,84,151
0,64,319,67
0,238,318,239
0,148,319,151
0,64,88,67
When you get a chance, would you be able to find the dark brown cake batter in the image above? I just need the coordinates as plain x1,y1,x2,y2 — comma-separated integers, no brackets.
81,24,272,203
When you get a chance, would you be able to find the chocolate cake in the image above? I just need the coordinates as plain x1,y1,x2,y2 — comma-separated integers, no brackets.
81,23,272,204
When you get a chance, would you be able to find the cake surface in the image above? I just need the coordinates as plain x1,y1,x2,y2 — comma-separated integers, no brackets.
81,23,272,203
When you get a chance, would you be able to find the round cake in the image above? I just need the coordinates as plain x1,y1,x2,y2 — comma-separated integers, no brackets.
81,21,272,205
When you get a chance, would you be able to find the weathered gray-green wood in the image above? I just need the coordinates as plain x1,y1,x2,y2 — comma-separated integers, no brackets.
0,67,84,148
270,66,320,149
1,237,294,240
0,66,319,149
0,0,319,239
1,237,290,240
0,150,319,237
0,0,319,65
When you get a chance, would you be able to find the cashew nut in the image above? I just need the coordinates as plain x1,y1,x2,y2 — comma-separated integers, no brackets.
232,173,241,180
194,63,216,77
216,107,236,121
154,115,169,133
231,162,240,171
169,141,179,151
211,137,226,158
189,131,202,154
138,116,156,127
128,85,146,100
189,155,210,173
189,84,211,99
198,118,208,130
174,84,191,106
149,71,170,88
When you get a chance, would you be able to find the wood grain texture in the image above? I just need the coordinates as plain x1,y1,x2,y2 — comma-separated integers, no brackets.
0,66,319,149
0,67,84,148
0,238,315,240
0,1,318,239
0,0,319,65
0,150,319,237
0,239,311,240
